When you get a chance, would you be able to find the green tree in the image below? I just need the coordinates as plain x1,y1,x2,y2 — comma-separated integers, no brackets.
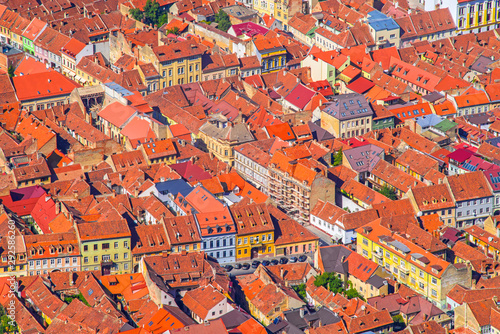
314,272,345,294
0,305,17,333
159,13,169,27
378,184,398,200
166,26,180,35
333,147,343,166
292,283,307,301
392,314,405,324
7,65,14,78
143,0,160,26
64,292,91,307
345,287,365,301
129,7,144,21
129,0,166,27
214,9,231,32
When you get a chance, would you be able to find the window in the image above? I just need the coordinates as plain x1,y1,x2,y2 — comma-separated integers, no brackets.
102,243,109,250
124,241,129,248
362,238,368,246
114,253,119,260
419,270,425,278
124,253,129,259
431,289,437,297
94,256,98,263
94,244,98,251
84,245,88,252
419,282,425,290
84,257,88,264
431,277,437,285
244,237,248,244
363,249,368,256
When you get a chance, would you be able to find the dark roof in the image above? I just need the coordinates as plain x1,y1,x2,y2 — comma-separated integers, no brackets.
219,309,252,329
266,320,303,334
422,92,444,103
319,245,352,275
471,55,495,74
366,275,387,289
308,121,334,141
322,93,373,121
311,307,342,327
156,179,193,197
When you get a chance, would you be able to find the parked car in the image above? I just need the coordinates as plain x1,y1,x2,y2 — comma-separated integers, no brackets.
262,260,271,266
298,255,307,262
234,263,242,270
289,256,298,263
279,257,288,264
242,263,250,270
271,259,279,265
251,260,260,268
225,265,233,272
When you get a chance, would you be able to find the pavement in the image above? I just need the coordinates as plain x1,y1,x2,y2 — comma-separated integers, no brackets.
221,225,335,277
225,253,315,277
305,224,334,246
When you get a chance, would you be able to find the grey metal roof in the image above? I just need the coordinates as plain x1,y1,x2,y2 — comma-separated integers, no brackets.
389,240,410,253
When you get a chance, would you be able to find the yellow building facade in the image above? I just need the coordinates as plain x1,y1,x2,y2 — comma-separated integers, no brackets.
457,0,499,32
357,221,471,308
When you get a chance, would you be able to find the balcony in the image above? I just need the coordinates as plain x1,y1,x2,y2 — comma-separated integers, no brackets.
372,251,383,259
399,265,410,274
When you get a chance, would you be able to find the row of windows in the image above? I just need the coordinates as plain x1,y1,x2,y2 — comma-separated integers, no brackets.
204,238,234,249
83,262,130,271
83,241,128,251
457,198,491,207
162,64,199,77
84,253,128,263
29,257,78,267
458,105,489,116
341,118,370,128
31,267,77,275
237,246,272,255
209,250,234,258
172,244,198,252
459,1,498,16
457,206,490,217
162,75,199,88
238,234,273,245
342,128,366,138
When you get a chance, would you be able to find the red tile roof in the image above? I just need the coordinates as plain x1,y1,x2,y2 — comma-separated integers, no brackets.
98,101,137,128
12,70,80,101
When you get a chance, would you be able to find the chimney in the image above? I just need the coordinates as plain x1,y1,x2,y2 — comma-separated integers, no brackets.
55,201,61,215
69,272,75,286
299,308,305,318
280,267,284,279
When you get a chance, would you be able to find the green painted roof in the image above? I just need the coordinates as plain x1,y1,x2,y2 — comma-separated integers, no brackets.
433,118,457,132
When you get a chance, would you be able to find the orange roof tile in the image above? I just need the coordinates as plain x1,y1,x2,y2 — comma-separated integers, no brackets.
13,70,80,101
